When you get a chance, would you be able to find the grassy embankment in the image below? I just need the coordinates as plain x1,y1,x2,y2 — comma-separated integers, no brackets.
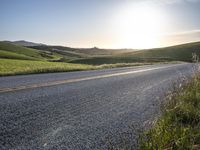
0,58,153,76
0,59,94,76
140,71,200,150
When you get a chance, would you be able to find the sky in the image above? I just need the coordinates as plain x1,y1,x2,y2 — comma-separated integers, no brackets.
0,0,200,49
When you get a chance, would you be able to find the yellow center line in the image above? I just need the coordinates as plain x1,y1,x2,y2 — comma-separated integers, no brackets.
0,66,172,93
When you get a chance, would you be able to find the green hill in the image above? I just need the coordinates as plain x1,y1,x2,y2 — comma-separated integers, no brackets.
1,41,200,65
30,45,87,59
126,42,200,62
30,45,135,57
1,41,199,76
70,42,200,65
0,41,61,61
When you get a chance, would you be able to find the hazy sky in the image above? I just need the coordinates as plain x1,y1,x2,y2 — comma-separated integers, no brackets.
0,0,200,48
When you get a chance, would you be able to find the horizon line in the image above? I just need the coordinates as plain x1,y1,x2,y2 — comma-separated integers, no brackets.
1,39,200,50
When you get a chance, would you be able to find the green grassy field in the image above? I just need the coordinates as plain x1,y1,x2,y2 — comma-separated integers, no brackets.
0,58,154,76
0,50,37,60
0,41,62,61
69,55,170,65
30,45,130,57
0,59,94,76
125,42,200,62
2,41,200,65
0,41,199,76
70,42,200,65
140,73,200,150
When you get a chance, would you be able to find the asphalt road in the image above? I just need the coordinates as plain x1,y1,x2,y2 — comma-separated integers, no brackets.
0,63,197,150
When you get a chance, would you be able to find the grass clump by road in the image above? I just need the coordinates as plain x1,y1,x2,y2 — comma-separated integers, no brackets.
95,63,154,69
140,71,200,150
0,59,94,76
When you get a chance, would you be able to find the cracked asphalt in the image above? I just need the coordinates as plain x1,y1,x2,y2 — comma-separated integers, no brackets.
0,63,197,149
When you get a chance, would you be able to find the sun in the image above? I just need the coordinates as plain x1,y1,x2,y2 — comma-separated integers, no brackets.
113,3,165,49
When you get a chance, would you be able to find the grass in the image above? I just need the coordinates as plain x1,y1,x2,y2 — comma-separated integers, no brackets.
67,42,200,65
0,50,37,60
125,42,200,62
69,56,170,65
31,45,128,57
95,63,154,69
0,40,199,76
0,41,62,61
1,41,200,66
0,59,94,76
0,59,154,76
140,70,200,150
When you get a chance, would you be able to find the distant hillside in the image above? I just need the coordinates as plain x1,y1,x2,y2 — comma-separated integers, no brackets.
1,41,200,65
0,41,60,61
70,42,200,65
30,45,135,57
126,42,200,62
5,40,45,47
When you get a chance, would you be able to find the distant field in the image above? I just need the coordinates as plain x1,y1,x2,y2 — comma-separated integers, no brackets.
30,45,132,57
70,42,200,65
124,42,200,62
69,56,170,65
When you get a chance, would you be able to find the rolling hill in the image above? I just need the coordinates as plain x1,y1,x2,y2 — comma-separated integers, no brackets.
0,41,61,61
70,42,200,65
4,40,45,47
0,41,135,63
30,45,135,57
1,40,199,76
126,42,200,62
1,41,200,65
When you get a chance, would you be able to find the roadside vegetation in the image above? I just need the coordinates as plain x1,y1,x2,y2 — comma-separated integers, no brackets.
106,66,200,150
140,68,200,150
0,58,155,76
0,59,94,76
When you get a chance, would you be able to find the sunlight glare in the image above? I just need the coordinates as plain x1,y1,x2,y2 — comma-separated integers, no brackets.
114,3,165,49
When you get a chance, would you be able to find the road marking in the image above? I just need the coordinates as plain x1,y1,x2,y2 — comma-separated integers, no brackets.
0,66,173,93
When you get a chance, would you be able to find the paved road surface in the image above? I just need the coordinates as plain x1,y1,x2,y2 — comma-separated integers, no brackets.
0,63,197,149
